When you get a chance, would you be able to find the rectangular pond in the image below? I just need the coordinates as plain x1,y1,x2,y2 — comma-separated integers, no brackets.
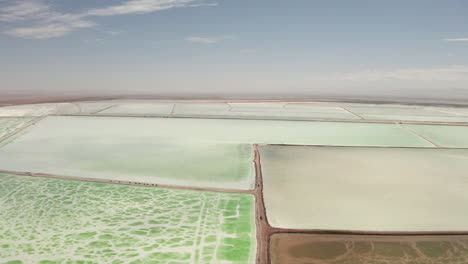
0,173,256,264
0,116,432,190
260,145,468,231
174,102,359,120
404,124,468,147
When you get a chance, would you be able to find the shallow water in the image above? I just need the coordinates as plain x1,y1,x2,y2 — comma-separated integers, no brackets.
0,116,432,190
88,102,359,120
260,145,468,231
404,124,468,147
0,173,256,263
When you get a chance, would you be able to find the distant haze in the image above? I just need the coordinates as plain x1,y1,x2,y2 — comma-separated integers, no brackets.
1,0,467,102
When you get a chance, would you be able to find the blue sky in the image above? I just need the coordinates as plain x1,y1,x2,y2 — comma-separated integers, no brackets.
1,0,468,99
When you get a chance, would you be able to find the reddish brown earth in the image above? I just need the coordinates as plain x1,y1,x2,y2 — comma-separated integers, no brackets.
270,234,468,264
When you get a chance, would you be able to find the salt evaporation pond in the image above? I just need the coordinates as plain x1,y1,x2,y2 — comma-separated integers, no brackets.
0,173,256,263
0,116,431,190
260,145,468,231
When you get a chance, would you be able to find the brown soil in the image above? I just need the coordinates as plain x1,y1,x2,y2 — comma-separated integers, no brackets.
270,234,468,264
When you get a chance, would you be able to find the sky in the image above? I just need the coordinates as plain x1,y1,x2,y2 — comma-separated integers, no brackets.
1,0,468,100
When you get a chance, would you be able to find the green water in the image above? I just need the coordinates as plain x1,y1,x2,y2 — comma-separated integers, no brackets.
0,173,256,263
404,124,468,147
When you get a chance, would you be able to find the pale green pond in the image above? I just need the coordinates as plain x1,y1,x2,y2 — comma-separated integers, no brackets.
221,103,358,120
170,102,468,122
0,116,431,190
341,105,468,123
404,124,468,147
99,102,360,120
260,145,468,231
0,173,256,264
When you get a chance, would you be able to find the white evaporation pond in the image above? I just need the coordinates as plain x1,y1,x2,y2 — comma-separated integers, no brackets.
260,145,468,232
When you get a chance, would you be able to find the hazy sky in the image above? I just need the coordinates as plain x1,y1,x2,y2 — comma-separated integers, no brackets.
1,0,468,99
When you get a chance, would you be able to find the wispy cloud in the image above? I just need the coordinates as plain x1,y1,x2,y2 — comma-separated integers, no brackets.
87,0,209,16
185,35,237,44
185,36,219,44
1,0,217,39
82,38,104,44
94,29,125,36
445,38,468,42
187,3,218,7
6,22,94,39
0,1,50,22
